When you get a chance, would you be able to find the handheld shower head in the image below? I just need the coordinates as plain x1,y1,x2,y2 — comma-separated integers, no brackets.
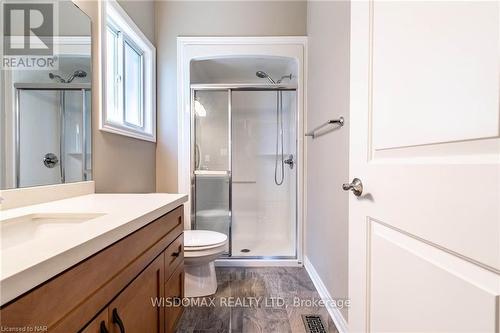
66,70,87,83
74,70,87,78
49,70,87,83
256,71,276,84
256,71,267,78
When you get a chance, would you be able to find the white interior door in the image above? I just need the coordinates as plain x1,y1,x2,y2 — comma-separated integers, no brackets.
348,1,500,332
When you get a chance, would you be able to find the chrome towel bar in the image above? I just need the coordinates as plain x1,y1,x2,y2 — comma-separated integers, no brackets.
305,117,344,138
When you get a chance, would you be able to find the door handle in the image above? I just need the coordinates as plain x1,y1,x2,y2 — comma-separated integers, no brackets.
342,178,363,196
112,308,125,333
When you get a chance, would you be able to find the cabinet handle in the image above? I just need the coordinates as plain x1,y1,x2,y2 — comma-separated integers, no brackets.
99,321,109,333
112,308,126,333
171,251,180,257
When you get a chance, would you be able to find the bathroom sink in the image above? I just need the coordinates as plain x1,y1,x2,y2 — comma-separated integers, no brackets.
1,213,105,250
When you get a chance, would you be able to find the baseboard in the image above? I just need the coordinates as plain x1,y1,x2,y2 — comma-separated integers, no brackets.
303,256,349,333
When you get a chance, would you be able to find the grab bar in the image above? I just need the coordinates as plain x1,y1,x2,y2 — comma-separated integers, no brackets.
305,117,344,138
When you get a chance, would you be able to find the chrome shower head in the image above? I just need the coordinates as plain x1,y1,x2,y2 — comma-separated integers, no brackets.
256,71,268,79
73,70,87,78
49,70,87,83
256,71,276,84
66,70,87,83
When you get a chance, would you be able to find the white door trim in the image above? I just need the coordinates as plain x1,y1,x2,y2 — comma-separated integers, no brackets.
176,36,307,262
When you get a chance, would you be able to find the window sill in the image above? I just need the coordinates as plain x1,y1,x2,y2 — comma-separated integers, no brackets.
99,123,156,142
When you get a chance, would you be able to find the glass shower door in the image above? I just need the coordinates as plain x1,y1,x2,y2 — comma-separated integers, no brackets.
192,88,297,258
63,89,91,183
192,90,231,250
231,90,297,258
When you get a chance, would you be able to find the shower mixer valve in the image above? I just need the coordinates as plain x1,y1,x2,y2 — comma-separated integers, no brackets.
284,154,294,169
43,153,59,168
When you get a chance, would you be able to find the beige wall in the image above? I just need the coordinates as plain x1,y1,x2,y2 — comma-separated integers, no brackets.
306,0,350,321
155,1,307,192
73,0,156,193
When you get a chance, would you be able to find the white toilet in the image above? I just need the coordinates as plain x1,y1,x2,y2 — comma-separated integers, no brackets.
183,230,228,297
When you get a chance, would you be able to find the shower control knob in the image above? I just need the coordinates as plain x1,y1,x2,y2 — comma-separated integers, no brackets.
43,153,59,168
284,154,294,169
342,178,363,196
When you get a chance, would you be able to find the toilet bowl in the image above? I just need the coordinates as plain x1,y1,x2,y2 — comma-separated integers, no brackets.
184,230,228,297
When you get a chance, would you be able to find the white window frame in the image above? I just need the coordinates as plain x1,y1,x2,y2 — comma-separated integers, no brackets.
100,0,156,142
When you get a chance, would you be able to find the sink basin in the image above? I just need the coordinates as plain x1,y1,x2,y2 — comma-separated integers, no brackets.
1,213,105,250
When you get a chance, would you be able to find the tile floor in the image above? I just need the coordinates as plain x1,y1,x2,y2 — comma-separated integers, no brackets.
176,267,339,333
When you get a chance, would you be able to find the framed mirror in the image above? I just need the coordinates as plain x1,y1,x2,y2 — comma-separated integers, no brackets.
1,0,92,189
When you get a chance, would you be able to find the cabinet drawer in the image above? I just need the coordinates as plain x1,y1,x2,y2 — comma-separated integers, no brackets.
164,263,184,333
164,234,183,281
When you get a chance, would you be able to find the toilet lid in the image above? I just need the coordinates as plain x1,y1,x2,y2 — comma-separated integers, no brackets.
184,230,227,247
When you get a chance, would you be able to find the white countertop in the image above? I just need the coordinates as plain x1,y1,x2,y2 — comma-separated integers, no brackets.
0,193,187,306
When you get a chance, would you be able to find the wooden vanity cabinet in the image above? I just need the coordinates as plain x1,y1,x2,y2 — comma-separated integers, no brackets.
80,309,109,333
165,263,185,333
0,205,185,333
83,254,165,333
107,253,165,333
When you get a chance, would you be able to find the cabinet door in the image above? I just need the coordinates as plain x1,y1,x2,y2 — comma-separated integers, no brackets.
109,254,165,333
81,308,109,333
164,263,184,333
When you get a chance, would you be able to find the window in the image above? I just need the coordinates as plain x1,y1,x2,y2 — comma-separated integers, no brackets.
101,0,156,142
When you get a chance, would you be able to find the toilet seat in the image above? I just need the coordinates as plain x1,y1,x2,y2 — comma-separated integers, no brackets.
184,230,227,250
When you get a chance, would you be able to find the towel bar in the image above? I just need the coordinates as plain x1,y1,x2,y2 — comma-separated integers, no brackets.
305,117,344,138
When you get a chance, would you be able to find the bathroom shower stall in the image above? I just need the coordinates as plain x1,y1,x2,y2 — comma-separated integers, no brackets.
188,55,301,259
13,84,92,188
1,40,92,191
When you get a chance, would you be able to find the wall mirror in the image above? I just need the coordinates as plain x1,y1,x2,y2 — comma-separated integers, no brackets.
0,0,92,189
